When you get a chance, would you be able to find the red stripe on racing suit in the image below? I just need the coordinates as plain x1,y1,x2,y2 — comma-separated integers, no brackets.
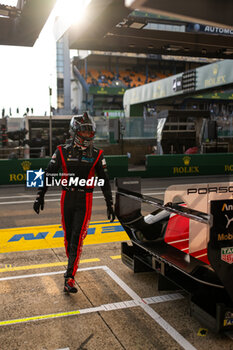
71,150,102,277
58,145,69,257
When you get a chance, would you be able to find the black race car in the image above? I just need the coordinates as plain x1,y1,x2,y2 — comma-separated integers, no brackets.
115,178,233,332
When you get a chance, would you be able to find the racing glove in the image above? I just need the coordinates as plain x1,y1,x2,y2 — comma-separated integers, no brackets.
33,194,44,214
107,201,115,222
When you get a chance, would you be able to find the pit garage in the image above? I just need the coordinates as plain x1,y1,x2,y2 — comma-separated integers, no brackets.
0,1,233,350
2,176,233,350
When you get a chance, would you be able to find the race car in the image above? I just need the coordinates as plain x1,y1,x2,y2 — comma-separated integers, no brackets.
115,178,233,332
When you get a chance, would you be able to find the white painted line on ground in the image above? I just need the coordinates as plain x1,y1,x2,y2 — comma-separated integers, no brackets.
143,294,183,305
0,265,196,350
0,270,66,281
0,196,105,205
0,294,183,327
105,267,197,350
0,199,54,205
0,194,59,199
0,190,164,205
0,188,166,200
0,191,106,199
141,303,197,350
0,266,105,282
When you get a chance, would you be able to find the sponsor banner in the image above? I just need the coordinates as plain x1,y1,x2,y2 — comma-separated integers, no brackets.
89,86,126,96
0,221,129,253
193,92,233,101
173,156,199,175
146,153,233,178
186,23,233,36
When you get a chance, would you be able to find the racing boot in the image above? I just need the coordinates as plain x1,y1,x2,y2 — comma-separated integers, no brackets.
64,277,78,293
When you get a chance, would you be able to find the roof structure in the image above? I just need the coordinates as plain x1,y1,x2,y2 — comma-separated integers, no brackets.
126,0,233,29
67,0,233,59
0,0,56,46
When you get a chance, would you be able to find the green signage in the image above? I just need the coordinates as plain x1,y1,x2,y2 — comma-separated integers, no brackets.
1,153,233,185
196,60,233,90
193,92,233,100
89,86,126,96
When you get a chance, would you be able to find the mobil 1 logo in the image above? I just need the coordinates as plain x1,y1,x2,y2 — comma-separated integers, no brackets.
210,199,233,246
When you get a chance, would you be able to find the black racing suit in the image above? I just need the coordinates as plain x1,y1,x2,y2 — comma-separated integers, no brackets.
37,142,113,278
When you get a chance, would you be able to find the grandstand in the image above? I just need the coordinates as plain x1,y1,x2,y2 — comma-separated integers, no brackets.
71,51,202,115
79,67,168,88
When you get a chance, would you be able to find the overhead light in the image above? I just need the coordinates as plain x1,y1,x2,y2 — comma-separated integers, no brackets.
129,22,145,29
129,44,135,48
116,19,128,28
125,0,135,6
55,0,91,28
147,45,154,49
0,0,17,6
164,45,182,51
0,1,20,18
224,49,233,55
0,8,10,17
144,23,185,33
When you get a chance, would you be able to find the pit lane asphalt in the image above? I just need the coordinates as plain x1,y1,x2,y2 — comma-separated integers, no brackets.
0,176,233,350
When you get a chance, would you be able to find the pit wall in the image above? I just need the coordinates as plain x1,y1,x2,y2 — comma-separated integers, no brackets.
0,153,233,185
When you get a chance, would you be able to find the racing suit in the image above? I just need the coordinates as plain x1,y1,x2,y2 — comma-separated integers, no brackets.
36,142,113,278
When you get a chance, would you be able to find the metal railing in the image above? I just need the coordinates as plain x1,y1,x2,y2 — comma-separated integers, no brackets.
0,147,45,159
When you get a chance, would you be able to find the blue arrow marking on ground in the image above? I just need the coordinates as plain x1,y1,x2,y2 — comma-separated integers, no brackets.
8,227,97,242
87,227,95,235
53,230,64,238
8,232,49,242
53,227,96,238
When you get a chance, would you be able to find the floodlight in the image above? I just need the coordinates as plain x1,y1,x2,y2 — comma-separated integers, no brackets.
55,0,91,29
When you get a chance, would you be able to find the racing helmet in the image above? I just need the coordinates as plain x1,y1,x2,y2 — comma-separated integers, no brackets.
69,112,96,148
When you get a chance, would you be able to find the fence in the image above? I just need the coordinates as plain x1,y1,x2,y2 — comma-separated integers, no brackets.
96,117,157,140
122,117,157,139
0,147,43,159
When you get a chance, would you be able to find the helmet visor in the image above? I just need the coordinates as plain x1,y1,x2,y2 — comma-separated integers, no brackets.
79,124,95,133
77,130,95,140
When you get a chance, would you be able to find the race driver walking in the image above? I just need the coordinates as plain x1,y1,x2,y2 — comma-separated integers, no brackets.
33,112,115,293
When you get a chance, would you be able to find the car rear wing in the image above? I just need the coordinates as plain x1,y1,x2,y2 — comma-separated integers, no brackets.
118,188,211,225
115,177,233,303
